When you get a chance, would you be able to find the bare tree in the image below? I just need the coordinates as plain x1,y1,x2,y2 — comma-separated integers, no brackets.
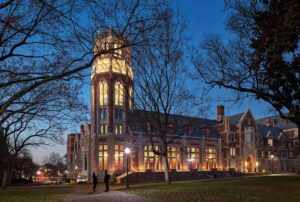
193,0,300,144
131,9,205,184
0,0,174,188
1,80,88,188
43,152,66,177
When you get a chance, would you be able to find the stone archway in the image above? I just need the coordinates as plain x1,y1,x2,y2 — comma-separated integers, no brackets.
246,155,254,172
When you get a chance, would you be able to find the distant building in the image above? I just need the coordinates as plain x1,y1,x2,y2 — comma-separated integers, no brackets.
66,31,299,182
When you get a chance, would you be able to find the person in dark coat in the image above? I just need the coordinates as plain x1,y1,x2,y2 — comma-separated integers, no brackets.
92,172,97,192
104,170,110,192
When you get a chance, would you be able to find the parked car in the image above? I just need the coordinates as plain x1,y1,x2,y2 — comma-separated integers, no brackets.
76,176,88,183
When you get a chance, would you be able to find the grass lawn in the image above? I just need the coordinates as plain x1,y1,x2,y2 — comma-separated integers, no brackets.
123,176,300,202
0,186,74,202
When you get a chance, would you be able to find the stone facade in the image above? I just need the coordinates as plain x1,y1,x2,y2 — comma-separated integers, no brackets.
66,31,299,182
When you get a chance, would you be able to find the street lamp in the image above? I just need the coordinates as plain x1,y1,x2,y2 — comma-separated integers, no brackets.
270,154,274,173
124,147,131,188
255,161,259,172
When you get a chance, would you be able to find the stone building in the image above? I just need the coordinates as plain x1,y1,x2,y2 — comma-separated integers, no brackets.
66,31,299,182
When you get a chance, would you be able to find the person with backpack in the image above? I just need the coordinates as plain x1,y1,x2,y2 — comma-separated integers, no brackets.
104,170,110,192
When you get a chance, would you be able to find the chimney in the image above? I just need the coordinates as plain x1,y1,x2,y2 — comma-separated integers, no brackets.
217,105,224,122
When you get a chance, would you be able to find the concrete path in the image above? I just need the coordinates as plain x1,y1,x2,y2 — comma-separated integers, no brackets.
64,190,155,202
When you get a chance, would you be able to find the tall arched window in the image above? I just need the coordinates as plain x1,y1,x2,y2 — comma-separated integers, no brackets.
114,81,124,106
99,81,108,105
129,86,133,109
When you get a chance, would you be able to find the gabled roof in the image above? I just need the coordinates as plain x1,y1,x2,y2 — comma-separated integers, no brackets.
128,109,220,139
257,124,283,139
228,112,244,124
256,115,297,129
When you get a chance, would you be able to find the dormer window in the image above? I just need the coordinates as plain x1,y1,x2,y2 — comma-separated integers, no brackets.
268,138,273,146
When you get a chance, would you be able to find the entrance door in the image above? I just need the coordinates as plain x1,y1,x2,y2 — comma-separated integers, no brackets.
247,156,253,172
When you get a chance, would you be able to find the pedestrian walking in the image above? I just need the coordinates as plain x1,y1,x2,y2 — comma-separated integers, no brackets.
92,172,97,192
104,170,110,192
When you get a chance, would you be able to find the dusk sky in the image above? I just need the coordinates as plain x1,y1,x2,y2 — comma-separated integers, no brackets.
31,0,274,164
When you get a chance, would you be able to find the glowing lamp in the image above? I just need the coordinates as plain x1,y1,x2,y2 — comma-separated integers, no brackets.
125,147,131,154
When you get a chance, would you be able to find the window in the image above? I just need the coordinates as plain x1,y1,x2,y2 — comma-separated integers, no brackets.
229,133,235,142
144,146,160,170
100,124,107,135
99,81,108,105
114,43,122,56
129,86,133,109
188,147,200,169
168,147,180,169
94,58,110,73
99,145,108,170
114,81,124,106
115,124,123,135
205,148,217,169
114,108,123,120
289,152,293,158
114,145,124,171
268,138,273,146
261,151,264,158
84,154,88,170
245,127,254,144
99,108,107,120
229,148,236,156
206,148,217,159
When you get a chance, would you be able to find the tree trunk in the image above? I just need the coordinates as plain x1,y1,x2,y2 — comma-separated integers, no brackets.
162,155,171,184
2,169,8,189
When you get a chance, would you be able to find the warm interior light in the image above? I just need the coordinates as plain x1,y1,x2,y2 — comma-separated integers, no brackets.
188,158,194,162
270,154,274,159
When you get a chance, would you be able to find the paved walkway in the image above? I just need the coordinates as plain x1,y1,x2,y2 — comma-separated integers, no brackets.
64,190,155,202
64,184,156,202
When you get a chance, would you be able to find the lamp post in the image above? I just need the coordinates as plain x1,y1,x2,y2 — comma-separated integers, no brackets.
124,147,131,188
270,154,274,173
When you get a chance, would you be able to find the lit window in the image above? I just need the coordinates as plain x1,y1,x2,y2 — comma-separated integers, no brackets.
144,146,160,170
188,147,200,169
99,145,108,170
115,124,123,135
168,147,180,170
268,138,273,146
114,81,124,106
99,81,108,105
100,124,107,135
129,86,133,109
206,148,216,159
94,58,110,73
114,145,124,171
230,148,236,156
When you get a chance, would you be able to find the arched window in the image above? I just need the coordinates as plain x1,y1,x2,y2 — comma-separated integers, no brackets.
99,80,108,105
114,81,124,106
129,86,133,109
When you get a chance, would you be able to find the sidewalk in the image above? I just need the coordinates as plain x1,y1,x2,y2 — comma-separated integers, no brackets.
63,184,155,202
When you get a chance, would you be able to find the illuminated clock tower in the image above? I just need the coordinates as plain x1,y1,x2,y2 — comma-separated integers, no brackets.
91,30,134,136
90,30,134,177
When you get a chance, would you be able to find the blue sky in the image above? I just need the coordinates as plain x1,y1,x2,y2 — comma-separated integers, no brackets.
31,0,274,163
